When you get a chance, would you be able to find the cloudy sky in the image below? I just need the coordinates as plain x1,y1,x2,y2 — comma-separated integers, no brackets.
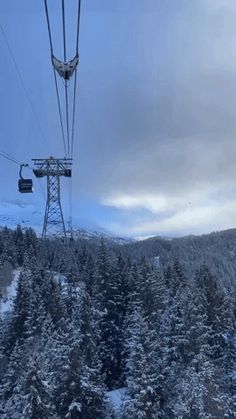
0,0,236,237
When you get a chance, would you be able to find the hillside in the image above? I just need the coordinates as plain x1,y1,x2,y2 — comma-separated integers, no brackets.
122,228,236,288
0,225,235,418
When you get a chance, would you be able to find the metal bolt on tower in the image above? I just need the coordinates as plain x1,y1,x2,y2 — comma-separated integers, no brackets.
32,157,72,239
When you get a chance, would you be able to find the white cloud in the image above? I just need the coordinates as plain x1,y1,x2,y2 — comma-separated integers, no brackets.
102,190,236,237
102,186,217,215
103,194,168,213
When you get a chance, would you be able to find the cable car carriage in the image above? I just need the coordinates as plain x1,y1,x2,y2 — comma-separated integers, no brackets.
18,164,33,193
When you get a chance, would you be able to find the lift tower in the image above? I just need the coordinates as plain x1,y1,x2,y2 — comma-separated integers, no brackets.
32,157,72,239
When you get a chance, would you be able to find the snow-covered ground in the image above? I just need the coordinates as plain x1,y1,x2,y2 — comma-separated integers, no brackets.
0,269,20,316
153,255,160,268
106,388,129,415
72,228,134,245
54,272,67,287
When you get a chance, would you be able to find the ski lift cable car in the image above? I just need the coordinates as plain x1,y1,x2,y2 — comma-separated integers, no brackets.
0,152,34,194
18,164,33,193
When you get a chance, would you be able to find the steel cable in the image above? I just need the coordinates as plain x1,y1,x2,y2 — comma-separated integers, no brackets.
44,0,68,157
76,0,81,54
61,0,70,158
0,22,48,148
53,68,67,157
0,151,22,166
71,67,77,158
70,0,82,158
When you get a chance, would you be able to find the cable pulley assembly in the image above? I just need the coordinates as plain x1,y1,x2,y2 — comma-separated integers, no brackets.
52,55,78,81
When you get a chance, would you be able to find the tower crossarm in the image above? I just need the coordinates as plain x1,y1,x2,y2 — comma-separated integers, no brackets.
32,157,72,178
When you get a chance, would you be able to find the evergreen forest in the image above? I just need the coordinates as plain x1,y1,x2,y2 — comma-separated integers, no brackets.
0,225,235,418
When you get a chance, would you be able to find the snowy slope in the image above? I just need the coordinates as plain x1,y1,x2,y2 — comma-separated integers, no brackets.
72,228,135,245
0,269,20,316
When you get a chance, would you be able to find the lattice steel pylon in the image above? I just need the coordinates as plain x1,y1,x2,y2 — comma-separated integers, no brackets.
32,157,72,239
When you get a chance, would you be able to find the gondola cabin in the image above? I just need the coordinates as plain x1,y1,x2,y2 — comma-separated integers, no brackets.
18,164,33,193
18,178,33,193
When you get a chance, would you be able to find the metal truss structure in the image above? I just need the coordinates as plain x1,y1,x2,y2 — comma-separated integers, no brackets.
32,157,72,239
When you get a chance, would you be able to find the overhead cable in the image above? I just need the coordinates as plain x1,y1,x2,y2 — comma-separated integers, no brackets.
76,0,82,54
71,0,82,158
71,68,77,158
44,0,68,157
43,0,53,54
0,151,22,166
61,0,70,157
0,22,48,148
53,67,67,157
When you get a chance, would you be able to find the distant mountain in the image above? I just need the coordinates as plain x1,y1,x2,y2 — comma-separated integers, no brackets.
71,228,135,245
121,228,236,288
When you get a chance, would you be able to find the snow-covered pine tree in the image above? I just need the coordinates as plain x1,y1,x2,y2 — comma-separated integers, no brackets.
222,324,236,418
194,266,234,417
158,287,190,416
0,339,26,411
94,238,117,388
125,308,160,418
39,268,66,327
22,359,58,419
78,285,105,418
53,279,105,419
13,224,25,266
82,253,95,297
6,269,32,353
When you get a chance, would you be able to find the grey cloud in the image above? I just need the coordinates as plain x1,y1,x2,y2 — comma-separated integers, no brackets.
76,1,236,206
